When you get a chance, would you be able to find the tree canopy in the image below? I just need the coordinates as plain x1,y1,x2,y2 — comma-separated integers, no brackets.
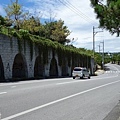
43,20,70,44
3,0,70,44
4,0,24,29
90,0,120,36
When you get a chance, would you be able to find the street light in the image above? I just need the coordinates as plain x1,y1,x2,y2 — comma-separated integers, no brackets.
93,26,103,58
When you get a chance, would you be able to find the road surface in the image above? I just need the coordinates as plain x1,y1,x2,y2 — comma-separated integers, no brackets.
0,63,120,120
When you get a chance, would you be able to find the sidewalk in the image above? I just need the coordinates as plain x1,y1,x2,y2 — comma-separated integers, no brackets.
103,101,120,120
95,69,105,76
95,68,120,120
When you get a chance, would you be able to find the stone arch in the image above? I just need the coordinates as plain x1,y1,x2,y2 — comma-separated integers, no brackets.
49,58,58,77
34,56,44,78
0,55,5,82
12,53,28,79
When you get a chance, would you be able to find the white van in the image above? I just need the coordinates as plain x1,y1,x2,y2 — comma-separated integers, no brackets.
72,67,90,79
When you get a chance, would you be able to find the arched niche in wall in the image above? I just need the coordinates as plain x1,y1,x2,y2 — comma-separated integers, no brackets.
34,56,44,78
0,55,5,82
49,58,58,77
12,53,28,79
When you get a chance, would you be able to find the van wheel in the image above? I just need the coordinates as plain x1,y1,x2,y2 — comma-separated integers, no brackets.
73,77,75,79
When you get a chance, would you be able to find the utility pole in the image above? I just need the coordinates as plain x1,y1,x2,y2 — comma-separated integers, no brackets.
103,40,104,69
98,44,100,53
93,26,103,58
100,40,104,69
93,26,95,58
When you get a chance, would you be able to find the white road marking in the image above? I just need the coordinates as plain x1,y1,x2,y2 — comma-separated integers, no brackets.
0,92,7,95
2,79,120,120
105,71,120,73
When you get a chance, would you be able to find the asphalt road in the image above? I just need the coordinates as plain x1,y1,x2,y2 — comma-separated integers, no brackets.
0,63,120,120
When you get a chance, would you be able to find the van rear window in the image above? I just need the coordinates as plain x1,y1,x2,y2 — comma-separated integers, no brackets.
74,68,82,71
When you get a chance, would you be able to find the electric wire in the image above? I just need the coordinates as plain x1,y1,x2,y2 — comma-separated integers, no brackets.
57,0,97,24
65,0,97,23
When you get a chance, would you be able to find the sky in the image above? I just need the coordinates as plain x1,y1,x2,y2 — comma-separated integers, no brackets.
0,0,120,53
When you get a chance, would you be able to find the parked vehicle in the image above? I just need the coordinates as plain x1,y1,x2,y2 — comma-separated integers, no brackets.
72,67,90,79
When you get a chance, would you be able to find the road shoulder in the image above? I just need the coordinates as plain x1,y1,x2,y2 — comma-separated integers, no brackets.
103,101,120,120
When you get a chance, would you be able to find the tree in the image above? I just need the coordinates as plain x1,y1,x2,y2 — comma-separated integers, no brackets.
4,0,23,29
50,20,70,44
90,0,120,36
20,16,42,35
44,20,70,44
0,15,5,25
0,15,12,27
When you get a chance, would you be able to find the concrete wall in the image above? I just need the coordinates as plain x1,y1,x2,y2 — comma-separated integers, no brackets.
0,34,94,82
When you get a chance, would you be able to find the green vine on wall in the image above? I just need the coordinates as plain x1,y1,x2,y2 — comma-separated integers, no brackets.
0,27,92,67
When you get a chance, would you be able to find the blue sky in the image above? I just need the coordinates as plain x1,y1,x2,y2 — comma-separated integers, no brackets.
0,0,120,53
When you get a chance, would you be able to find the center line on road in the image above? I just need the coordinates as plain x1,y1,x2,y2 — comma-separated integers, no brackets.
2,79,120,120
0,92,7,95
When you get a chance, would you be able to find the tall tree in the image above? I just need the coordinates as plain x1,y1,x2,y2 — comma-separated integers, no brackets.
90,0,120,36
20,16,42,35
51,20,70,44
4,0,23,29
44,20,70,44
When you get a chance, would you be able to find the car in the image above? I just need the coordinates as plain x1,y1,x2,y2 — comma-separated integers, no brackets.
72,67,90,79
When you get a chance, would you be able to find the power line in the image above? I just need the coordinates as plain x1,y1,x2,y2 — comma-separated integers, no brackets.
57,0,97,24
57,0,90,23
65,0,96,23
